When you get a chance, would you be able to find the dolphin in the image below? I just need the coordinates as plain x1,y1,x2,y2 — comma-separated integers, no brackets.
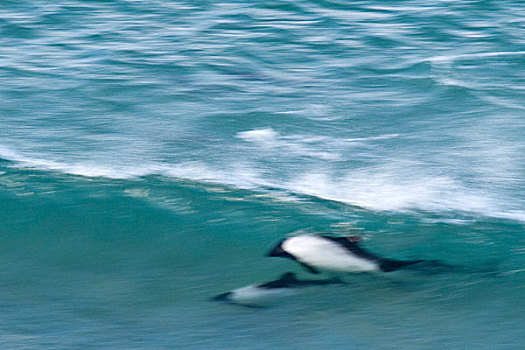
267,234,425,274
210,272,345,307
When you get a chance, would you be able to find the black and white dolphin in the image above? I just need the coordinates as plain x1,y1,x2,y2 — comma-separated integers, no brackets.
267,234,425,274
210,272,344,306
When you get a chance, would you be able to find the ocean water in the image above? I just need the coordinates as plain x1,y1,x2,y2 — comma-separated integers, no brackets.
1,0,524,348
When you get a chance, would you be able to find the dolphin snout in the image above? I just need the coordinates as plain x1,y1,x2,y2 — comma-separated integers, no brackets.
267,245,285,257
210,292,232,302
267,240,291,258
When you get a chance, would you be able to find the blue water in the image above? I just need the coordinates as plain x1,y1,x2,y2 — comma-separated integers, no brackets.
1,0,524,348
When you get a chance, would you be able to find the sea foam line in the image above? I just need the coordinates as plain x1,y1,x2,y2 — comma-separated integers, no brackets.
236,128,340,160
426,51,525,63
1,144,523,223
236,128,400,161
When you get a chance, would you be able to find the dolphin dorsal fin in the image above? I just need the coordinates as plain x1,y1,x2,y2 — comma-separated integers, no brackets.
323,235,361,249
322,235,381,262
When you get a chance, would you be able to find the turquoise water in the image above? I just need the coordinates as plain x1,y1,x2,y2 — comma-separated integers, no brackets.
1,0,524,348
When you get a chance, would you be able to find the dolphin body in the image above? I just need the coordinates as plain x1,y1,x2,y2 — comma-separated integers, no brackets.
267,234,425,274
211,272,345,307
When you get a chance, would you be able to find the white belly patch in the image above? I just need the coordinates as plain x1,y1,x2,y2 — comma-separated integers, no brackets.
283,235,379,272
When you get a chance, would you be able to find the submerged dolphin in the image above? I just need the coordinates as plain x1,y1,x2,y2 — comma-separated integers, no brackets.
211,272,345,306
267,234,425,274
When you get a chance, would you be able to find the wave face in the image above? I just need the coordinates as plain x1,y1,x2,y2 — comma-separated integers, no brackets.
1,0,524,349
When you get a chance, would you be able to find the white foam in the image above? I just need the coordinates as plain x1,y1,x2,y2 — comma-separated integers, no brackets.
161,161,288,191
344,134,400,142
0,145,156,179
285,165,524,221
427,51,525,64
487,210,525,223
476,95,525,110
236,128,280,144
0,145,25,163
286,170,458,211
1,143,523,223
236,127,340,160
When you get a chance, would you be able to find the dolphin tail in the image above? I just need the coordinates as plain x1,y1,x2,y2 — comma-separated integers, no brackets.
379,259,425,272
328,276,347,285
